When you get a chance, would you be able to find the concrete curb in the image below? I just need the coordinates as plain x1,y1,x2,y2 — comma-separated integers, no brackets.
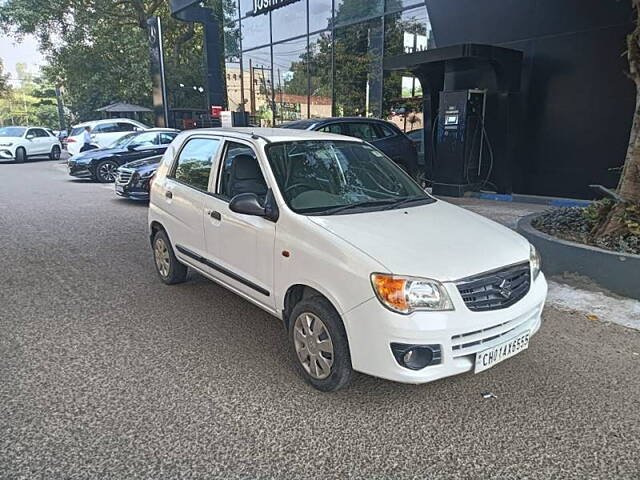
517,213,640,299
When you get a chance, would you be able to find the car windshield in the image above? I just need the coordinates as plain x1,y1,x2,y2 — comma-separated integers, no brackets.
266,140,433,215
110,133,139,148
0,127,26,137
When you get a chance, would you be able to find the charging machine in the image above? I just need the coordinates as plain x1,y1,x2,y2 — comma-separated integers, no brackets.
384,44,524,196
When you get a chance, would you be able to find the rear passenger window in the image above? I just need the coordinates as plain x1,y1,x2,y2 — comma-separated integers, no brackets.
347,123,380,142
378,124,397,138
116,122,137,132
93,123,118,133
172,138,221,191
317,123,345,135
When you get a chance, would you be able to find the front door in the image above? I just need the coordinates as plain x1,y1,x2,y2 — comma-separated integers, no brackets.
202,140,276,310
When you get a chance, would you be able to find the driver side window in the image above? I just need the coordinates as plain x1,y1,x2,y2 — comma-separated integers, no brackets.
218,142,268,202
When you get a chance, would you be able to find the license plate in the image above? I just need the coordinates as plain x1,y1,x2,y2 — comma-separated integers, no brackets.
475,331,530,373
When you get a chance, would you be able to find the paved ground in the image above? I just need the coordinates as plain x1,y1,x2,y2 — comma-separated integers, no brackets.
1,159,639,479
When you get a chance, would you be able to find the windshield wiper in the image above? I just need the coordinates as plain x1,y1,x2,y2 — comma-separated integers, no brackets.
381,195,435,210
319,199,398,215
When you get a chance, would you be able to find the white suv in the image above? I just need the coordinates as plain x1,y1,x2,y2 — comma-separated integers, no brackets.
66,118,148,155
0,126,62,162
148,128,547,391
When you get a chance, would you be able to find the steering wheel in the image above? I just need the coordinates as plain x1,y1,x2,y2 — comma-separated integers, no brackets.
285,182,317,197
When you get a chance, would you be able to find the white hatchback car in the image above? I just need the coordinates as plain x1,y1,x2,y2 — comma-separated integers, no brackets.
148,128,547,391
66,118,148,156
0,126,62,162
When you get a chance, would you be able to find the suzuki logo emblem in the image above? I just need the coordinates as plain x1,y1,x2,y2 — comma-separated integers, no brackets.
498,279,513,298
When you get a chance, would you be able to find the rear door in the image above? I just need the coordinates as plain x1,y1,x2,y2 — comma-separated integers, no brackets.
159,136,223,260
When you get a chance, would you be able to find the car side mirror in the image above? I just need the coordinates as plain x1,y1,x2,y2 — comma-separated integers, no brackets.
127,144,138,151
229,193,266,217
26,134,35,140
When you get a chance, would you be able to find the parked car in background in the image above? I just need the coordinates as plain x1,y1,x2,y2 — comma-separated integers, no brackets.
148,128,546,392
0,126,62,163
68,128,178,182
65,118,148,156
281,117,419,178
114,155,163,200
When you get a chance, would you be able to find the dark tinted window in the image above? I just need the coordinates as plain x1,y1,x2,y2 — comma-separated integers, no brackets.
34,128,50,137
378,124,398,138
92,123,118,133
172,138,221,191
116,122,137,132
158,132,177,145
317,123,346,135
346,123,381,142
218,142,268,201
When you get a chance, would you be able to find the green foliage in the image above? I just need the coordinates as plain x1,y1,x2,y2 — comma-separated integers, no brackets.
0,0,209,123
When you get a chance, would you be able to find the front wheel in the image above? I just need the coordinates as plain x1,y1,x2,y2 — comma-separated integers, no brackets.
95,160,118,183
289,297,353,392
14,147,26,163
152,229,188,285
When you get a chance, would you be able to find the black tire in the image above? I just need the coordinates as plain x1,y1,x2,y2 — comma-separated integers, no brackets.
288,296,353,392
95,159,118,183
152,229,188,285
49,145,61,161
14,147,26,163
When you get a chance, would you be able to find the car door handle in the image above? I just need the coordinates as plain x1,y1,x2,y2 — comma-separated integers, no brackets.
207,210,221,220
165,191,173,199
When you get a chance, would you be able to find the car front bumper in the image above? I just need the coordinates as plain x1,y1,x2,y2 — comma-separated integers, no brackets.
343,273,548,384
0,149,15,159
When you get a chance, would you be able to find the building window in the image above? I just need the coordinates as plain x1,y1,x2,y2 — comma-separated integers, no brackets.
273,37,309,124
271,0,307,42
308,31,333,118
334,18,383,117
241,14,270,50
384,0,425,13
243,47,274,125
309,0,333,33
334,0,384,27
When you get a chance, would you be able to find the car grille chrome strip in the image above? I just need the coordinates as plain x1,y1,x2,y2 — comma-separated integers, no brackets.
455,262,531,312
116,168,134,186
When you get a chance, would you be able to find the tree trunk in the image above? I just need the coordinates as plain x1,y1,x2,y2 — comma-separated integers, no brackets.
619,0,640,203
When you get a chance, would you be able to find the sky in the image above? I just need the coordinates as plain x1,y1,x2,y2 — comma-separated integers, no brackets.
0,32,44,85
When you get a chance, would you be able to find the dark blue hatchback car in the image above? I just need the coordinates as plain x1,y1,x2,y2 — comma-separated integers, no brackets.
281,117,419,179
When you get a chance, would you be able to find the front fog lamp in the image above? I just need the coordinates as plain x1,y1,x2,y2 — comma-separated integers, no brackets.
371,273,454,314
530,244,541,280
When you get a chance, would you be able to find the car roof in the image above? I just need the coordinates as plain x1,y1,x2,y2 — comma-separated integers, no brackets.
71,118,147,128
180,127,363,144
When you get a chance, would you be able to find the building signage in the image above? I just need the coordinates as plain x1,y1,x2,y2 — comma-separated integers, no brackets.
253,0,301,16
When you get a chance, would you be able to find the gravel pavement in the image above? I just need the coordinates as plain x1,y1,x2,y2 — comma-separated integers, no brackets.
1,159,639,479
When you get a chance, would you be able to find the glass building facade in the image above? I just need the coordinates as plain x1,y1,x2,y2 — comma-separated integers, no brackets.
223,0,434,129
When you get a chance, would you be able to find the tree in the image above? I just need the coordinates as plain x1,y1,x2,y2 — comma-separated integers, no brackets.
0,0,208,122
593,0,640,238
0,59,11,96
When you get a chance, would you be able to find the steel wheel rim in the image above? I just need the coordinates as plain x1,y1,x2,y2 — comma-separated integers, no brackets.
154,238,170,278
293,312,334,380
99,163,116,181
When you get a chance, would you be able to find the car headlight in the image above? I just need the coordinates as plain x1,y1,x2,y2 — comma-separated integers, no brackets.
0,142,13,147
140,169,156,178
530,244,541,280
371,273,454,314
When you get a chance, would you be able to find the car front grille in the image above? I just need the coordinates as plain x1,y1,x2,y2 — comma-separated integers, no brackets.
456,262,531,312
116,168,134,186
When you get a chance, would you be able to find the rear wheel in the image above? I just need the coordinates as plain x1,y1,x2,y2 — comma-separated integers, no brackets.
289,297,353,392
14,147,26,163
95,160,118,183
49,145,61,161
152,229,188,285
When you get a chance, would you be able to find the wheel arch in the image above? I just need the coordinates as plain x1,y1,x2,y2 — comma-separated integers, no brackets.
282,283,343,331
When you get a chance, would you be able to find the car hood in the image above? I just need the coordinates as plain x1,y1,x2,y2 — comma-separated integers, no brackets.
72,147,124,163
0,136,22,143
121,156,162,170
307,200,530,282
